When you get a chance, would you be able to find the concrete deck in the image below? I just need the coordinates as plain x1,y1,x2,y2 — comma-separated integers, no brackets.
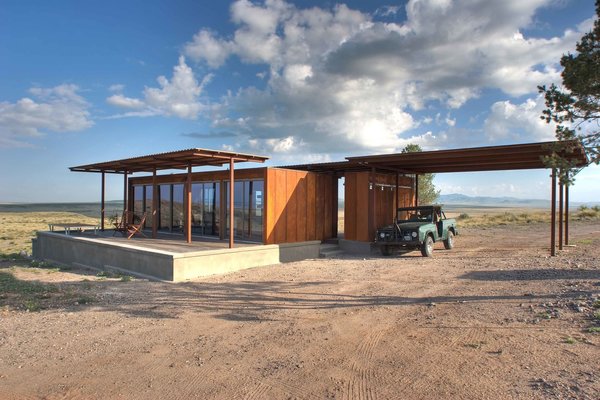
32,230,321,281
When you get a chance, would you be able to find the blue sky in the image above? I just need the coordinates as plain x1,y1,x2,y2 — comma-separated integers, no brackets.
0,0,598,203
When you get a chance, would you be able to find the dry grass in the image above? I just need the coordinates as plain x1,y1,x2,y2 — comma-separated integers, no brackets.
456,206,600,228
0,212,98,255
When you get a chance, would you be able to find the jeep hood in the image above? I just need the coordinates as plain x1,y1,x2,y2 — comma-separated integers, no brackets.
396,222,429,230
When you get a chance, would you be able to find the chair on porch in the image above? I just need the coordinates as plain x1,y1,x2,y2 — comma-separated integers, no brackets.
112,211,130,237
125,212,147,239
113,211,147,239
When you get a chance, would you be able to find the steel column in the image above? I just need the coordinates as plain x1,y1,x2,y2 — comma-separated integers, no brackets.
152,168,158,239
186,164,192,243
565,184,569,246
414,174,419,206
123,169,128,214
332,173,338,238
558,179,563,250
100,171,105,231
550,169,556,256
229,159,235,249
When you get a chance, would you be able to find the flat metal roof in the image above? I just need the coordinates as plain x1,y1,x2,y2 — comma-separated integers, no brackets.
70,148,269,174
285,140,588,174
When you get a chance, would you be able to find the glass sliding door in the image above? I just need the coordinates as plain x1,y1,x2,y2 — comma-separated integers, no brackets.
158,184,172,231
172,184,184,233
191,182,220,236
226,179,264,242
144,185,153,229
133,186,144,223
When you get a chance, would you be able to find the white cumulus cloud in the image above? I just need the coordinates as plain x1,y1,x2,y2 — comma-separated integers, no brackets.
484,95,555,142
106,56,212,119
0,84,93,147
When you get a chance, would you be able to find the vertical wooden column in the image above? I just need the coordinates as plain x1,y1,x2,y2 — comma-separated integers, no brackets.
414,174,419,206
100,171,105,231
229,159,235,249
123,169,128,214
565,184,570,246
152,168,158,239
558,179,564,251
332,173,338,238
186,164,192,243
550,169,557,257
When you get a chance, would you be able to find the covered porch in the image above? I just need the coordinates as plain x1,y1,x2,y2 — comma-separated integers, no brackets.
69,148,269,248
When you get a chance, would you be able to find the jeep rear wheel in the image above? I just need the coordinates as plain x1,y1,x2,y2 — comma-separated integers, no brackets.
381,245,393,256
444,231,454,250
421,235,434,257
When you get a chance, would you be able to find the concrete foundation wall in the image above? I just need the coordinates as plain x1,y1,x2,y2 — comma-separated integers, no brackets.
33,232,321,282
339,239,376,255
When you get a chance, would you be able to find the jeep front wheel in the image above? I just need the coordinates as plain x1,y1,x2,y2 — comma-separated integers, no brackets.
421,235,434,257
381,245,393,256
444,231,454,250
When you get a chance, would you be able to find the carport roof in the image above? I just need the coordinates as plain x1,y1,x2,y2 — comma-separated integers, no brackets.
70,148,269,174
285,140,588,174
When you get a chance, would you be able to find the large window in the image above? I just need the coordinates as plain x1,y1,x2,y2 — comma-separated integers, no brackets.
172,184,184,232
226,179,264,242
191,182,220,236
131,178,263,242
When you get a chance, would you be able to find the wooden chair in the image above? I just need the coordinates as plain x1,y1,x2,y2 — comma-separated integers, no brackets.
112,211,130,237
125,212,147,239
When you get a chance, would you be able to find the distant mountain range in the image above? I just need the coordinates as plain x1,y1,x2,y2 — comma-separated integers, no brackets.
438,193,598,208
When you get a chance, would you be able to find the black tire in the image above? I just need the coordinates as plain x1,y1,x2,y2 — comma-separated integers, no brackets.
444,230,455,250
421,235,434,257
381,245,393,256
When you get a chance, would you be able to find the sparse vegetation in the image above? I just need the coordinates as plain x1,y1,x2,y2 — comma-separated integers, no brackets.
564,337,576,344
454,207,600,228
0,270,58,311
0,211,98,255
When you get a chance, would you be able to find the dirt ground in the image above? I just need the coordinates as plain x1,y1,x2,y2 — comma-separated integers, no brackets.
1,222,599,400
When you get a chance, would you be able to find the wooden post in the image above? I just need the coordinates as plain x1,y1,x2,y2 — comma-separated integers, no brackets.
558,179,563,250
414,174,419,206
550,169,556,256
229,159,235,249
186,164,192,243
123,169,128,213
152,168,158,239
565,184,569,246
332,173,338,238
100,171,105,231
248,180,253,237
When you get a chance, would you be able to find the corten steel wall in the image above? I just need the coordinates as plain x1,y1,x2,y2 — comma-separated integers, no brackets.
264,168,336,245
345,172,415,242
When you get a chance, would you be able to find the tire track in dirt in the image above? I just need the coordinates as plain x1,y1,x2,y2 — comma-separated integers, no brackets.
274,379,323,400
342,327,387,400
242,381,270,400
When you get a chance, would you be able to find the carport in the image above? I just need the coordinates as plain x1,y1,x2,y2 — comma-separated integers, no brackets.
289,140,589,256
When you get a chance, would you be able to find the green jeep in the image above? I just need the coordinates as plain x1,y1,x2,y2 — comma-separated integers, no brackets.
374,205,458,257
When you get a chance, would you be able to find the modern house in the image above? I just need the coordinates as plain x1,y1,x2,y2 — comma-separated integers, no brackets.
32,141,588,281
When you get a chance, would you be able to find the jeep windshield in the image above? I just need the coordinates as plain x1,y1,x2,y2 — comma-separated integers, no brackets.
396,206,439,223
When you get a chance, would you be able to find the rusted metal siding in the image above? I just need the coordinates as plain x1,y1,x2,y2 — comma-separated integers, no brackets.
264,168,336,244
345,171,415,242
